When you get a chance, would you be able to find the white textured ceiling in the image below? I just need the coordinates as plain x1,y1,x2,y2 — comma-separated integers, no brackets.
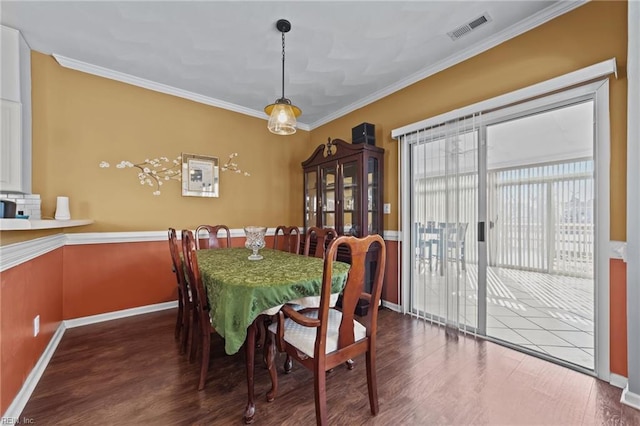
0,1,583,129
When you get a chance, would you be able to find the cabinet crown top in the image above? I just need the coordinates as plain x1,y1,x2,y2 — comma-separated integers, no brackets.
302,138,384,167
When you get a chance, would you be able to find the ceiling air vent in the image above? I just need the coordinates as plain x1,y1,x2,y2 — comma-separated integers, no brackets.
447,13,492,41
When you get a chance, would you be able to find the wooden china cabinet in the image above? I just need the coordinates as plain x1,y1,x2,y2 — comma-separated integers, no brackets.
302,137,384,315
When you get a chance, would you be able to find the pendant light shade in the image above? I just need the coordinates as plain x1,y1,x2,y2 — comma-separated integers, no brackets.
265,19,301,135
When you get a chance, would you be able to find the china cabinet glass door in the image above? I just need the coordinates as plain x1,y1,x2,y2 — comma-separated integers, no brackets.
304,170,317,228
321,165,337,229
367,157,380,235
341,160,360,236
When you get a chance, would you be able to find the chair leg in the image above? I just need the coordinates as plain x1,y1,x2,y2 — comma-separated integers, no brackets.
175,292,183,340
461,247,466,270
255,319,263,349
180,304,190,355
284,355,293,374
314,365,328,426
189,312,199,363
365,349,379,415
198,331,210,391
265,331,278,402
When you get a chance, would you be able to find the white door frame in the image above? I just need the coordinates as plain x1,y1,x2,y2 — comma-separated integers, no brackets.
397,74,613,380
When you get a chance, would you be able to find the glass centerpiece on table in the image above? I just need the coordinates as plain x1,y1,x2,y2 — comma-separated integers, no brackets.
244,226,267,260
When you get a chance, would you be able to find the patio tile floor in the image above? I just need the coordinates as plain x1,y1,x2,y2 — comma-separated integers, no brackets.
413,262,594,369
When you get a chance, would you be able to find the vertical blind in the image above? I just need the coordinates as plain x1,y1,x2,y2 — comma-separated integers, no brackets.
488,160,594,277
408,113,481,335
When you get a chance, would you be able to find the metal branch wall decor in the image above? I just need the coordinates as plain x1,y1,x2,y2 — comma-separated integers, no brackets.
99,153,250,196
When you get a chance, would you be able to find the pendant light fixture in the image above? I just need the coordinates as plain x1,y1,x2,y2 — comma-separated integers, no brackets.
264,19,301,135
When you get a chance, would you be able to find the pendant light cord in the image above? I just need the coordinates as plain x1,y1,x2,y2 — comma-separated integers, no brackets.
281,30,286,100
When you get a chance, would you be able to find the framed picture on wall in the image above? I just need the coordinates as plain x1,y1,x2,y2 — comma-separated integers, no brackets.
181,153,219,197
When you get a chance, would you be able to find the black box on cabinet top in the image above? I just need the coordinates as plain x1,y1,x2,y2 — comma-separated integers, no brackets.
352,123,375,146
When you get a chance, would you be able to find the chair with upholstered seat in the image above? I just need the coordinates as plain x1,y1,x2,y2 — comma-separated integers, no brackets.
435,222,468,275
303,226,337,258
273,225,301,254
266,234,386,426
168,228,192,354
195,224,231,249
276,226,337,374
182,229,219,390
263,225,303,356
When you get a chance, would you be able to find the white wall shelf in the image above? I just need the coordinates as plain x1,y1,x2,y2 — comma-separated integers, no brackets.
0,219,93,231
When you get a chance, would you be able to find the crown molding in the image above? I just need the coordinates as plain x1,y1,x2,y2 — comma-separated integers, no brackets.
51,54,310,132
308,0,587,130
52,54,261,118
50,2,583,133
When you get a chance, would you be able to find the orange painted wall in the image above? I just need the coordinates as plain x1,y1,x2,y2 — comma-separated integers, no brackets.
62,242,176,319
0,249,63,414
610,259,627,377
382,240,399,305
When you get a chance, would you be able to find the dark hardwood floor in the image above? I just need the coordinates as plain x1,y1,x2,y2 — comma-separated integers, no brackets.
21,309,640,425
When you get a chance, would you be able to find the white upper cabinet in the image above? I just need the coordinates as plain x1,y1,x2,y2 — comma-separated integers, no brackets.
0,25,31,193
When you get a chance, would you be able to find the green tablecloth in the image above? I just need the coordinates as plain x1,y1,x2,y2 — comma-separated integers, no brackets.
196,247,350,355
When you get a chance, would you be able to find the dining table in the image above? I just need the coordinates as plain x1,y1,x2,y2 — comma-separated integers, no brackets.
195,247,350,424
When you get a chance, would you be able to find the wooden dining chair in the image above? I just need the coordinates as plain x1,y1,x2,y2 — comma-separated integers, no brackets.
267,234,386,426
303,227,337,258
261,225,302,356
435,222,468,275
276,226,337,374
182,229,218,390
168,228,192,354
195,224,231,249
273,225,301,254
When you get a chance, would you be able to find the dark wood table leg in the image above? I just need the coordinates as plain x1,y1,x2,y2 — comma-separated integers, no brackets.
265,325,278,402
243,321,257,424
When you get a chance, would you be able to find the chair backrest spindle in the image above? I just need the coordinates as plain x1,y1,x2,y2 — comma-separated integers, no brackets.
304,227,337,258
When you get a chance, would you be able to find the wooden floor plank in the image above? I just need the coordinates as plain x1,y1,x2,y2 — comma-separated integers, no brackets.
19,308,639,425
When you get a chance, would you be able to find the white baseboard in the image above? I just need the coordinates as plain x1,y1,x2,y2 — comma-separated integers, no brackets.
64,301,178,328
382,300,401,312
621,384,640,410
2,323,65,420
610,373,628,389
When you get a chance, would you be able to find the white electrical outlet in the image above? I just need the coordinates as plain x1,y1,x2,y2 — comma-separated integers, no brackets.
33,315,40,337
383,203,391,214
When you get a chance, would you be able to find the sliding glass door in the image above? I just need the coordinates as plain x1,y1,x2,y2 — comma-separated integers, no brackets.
482,101,595,370
409,98,596,371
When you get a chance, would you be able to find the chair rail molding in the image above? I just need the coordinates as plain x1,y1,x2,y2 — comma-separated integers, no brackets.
382,230,400,241
1,231,625,273
0,234,65,272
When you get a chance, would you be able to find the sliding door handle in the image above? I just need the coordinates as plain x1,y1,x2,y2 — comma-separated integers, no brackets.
478,221,485,242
